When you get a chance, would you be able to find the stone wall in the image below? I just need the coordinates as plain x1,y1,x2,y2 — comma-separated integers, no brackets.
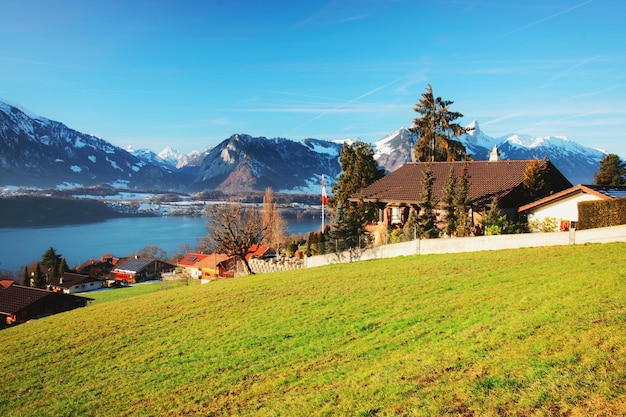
249,257,305,274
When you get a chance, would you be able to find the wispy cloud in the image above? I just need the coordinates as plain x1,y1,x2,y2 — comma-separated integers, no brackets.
496,0,596,39
291,77,404,131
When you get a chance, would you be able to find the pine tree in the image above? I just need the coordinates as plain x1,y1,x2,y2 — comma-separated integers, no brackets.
57,257,70,277
328,141,384,248
594,153,626,185
417,166,438,238
410,84,469,162
41,247,61,280
441,165,457,236
329,141,385,209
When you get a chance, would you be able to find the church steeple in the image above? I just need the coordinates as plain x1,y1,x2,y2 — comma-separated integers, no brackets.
489,145,501,162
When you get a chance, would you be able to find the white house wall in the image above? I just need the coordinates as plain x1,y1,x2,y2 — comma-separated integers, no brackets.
527,193,602,223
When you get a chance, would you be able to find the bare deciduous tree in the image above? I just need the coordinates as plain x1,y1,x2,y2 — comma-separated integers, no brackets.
205,202,266,275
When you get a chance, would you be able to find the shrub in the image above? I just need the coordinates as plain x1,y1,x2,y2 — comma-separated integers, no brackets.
578,197,626,230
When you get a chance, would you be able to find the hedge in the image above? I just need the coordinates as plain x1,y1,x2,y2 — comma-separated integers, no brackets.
578,197,626,230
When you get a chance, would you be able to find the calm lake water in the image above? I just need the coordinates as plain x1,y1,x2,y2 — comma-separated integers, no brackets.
0,213,323,273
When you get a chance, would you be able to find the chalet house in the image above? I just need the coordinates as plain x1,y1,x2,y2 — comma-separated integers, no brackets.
76,254,119,277
111,258,175,284
196,253,232,281
351,159,572,229
49,272,102,294
177,253,210,278
518,184,626,230
0,283,92,328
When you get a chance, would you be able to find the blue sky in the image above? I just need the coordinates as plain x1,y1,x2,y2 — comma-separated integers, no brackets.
1,0,625,157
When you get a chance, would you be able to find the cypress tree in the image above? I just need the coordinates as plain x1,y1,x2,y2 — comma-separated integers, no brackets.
417,166,438,238
32,263,46,289
441,165,457,236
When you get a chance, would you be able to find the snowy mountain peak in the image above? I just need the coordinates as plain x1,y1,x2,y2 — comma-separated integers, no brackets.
158,146,184,165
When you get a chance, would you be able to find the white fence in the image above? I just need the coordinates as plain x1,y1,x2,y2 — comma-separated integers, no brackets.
304,225,626,268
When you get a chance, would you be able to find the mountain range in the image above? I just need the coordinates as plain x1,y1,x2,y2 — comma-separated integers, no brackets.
0,100,608,194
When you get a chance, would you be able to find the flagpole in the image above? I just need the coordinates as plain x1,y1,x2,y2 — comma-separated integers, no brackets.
321,175,327,231
321,175,325,230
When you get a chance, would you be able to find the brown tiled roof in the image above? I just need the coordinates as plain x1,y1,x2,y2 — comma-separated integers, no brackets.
49,273,99,289
517,184,625,212
0,285,56,315
0,284,93,317
196,253,231,269
351,160,572,208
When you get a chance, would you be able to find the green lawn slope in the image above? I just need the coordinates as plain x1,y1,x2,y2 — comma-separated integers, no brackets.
1,243,625,416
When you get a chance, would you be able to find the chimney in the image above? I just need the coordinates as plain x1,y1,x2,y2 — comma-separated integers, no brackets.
489,145,501,162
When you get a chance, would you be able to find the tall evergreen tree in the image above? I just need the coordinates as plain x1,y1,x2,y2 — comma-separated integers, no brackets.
328,141,384,248
410,84,469,162
32,263,46,289
329,141,385,209
57,258,70,277
441,166,457,236
22,266,29,287
417,166,438,238
454,164,473,237
41,247,61,280
594,153,626,185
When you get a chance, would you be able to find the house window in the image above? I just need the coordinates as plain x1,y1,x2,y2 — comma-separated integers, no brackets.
391,207,402,225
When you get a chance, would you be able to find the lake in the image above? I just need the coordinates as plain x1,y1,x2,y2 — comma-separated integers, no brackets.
0,213,324,273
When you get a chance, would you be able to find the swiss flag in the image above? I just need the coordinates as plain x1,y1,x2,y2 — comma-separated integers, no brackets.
322,175,328,206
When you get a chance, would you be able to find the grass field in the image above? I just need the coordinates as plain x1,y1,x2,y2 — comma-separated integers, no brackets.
1,243,625,416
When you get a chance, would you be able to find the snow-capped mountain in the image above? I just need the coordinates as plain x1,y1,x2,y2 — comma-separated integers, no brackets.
372,121,606,185
129,145,211,176
0,98,610,193
190,134,343,193
0,101,192,189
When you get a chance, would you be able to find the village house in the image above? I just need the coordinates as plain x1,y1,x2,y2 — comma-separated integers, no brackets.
0,282,92,328
518,184,626,230
111,258,175,284
177,253,210,278
351,157,572,230
196,253,232,281
75,253,119,277
48,272,102,294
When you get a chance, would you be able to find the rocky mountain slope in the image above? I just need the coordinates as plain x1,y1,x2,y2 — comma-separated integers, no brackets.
189,134,343,193
0,101,191,189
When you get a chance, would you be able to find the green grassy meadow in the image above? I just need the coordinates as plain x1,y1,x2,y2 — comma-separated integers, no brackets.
1,243,625,416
